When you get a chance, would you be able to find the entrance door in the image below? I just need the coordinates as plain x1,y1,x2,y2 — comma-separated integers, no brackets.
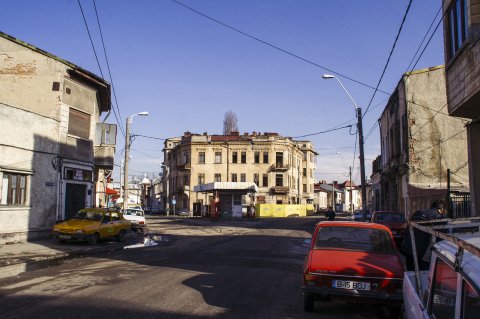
64,183,87,220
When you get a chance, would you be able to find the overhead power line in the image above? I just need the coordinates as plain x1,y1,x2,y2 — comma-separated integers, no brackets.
170,0,390,95
92,0,125,136
292,124,353,139
363,0,414,117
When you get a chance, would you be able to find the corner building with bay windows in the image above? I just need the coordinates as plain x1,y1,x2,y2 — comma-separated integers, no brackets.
162,131,317,215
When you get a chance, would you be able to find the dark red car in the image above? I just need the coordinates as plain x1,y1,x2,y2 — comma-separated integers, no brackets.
301,221,404,315
371,211,407,246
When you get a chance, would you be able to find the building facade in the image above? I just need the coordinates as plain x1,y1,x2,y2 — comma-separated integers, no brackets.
375,65,469,218
0,32,114,243
442,0,480,216
162,131,317,214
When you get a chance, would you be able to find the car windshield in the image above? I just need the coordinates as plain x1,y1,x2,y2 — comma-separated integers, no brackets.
72,211,103,221
374,213,406,223
124,209,144,216
314,226,395,254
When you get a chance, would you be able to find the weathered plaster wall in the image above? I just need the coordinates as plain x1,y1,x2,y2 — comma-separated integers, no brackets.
407,67,469,189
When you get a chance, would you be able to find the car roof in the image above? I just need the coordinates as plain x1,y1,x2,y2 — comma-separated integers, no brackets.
435,234,480,290
79,208,119,213
316,221,391,231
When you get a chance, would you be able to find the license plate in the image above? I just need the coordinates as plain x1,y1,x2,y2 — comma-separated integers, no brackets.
333,280,371,291
59,235,71,239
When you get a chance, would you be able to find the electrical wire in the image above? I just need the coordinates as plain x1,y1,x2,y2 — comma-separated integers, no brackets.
92,0,125,136
292,124,353,139
414,128,468,155
77,0,104,78
170,0,390,95
363,0,414,117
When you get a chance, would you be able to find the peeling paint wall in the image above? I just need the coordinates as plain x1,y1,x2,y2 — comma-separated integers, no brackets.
0,36,106,243
379,66,469,216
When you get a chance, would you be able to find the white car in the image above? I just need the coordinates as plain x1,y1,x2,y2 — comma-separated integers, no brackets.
123,208,146,232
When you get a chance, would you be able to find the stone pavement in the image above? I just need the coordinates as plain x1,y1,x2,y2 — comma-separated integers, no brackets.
0,232,142,280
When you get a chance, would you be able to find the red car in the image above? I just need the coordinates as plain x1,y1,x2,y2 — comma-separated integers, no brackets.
302,221,404,315
371,211,407,246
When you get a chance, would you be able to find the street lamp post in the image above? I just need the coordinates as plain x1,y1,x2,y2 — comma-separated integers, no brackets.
323,74,368,221
161,164,170,216
123,111,148,211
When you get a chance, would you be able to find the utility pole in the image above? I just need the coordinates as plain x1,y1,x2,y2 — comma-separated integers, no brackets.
357,107,368,221
123,116,131,211
349,166,353,214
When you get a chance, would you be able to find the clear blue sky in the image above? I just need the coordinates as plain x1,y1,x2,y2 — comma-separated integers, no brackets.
1,0,444,185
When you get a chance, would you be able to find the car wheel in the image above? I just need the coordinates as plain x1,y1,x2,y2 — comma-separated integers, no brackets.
303,292,314,312
116,230,126,242
88,233,99,245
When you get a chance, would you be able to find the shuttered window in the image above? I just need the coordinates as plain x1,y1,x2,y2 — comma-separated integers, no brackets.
68,108,90,139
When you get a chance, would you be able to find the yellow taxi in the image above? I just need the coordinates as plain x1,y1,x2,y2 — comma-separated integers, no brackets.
52,208,131,245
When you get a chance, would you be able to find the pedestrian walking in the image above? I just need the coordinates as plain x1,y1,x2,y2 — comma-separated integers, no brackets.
325,207,336,221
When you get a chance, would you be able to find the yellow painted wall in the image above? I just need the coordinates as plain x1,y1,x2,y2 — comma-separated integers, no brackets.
255,204,311,217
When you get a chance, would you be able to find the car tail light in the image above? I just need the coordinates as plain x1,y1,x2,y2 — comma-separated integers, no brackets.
139,221,144,224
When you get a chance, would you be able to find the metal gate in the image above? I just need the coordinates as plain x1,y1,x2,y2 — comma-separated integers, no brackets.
449,192,471,218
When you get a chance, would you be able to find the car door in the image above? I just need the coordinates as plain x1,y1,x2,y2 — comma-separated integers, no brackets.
110,211,123,235
99,212,114,238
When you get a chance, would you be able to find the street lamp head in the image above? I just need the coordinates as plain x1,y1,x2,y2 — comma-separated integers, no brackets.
322,74,335,79
137,111,149,116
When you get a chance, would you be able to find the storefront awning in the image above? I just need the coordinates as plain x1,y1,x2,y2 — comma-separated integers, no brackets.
194,182,258,193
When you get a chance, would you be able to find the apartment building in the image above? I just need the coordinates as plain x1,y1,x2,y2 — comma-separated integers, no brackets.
442,0,480,216
0,32,114,243
374,66,468,218
161,131,317,214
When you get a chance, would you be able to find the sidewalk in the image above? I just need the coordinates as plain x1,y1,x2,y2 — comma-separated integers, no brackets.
0,232,142,280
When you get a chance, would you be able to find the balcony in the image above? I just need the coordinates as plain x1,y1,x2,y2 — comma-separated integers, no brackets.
176,185,190,193
270,163,290,172
94,145,115,169
271,186,289,194
176,163,191,170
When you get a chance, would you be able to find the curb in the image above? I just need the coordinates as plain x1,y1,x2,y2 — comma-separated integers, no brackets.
0,236,142,280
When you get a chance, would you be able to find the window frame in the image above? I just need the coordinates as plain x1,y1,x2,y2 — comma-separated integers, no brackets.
241,152,247,164
214,152,222,164
68,108,91,140
446,0,468,60
1,172,28,206
198,152,205,164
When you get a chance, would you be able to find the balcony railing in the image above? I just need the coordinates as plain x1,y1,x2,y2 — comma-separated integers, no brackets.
271,186,289,194
270,163,290,171
176,163,191,170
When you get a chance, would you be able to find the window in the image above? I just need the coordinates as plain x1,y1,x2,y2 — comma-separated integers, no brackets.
231,173,237,182
232,152,238,163
430,258,457,319
1,173,27,206
275,174,283,187
198,152,205,164
214,174,221,182
183,151,189,164
253,173,259,185
183,174,189,186
241,152,246,163
263,152,269,164
68,108,90,139
447,0,468,60
215,152,222,164
262,174,268,187
254,152,260,163
276,152,283,167
303,168,307,177
303,184,307,193
303,152,307,161
463,280,480,319
240,173,246,182
198,173,205,185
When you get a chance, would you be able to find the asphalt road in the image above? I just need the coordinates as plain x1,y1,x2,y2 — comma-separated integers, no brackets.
0,216,393,319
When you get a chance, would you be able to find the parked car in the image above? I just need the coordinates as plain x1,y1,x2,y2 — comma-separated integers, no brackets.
302,221,404,315
177,208,190,217
52,208,131,245
403,218,480,319
371,211,407,246
352,209,371,221
122,208,146,233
